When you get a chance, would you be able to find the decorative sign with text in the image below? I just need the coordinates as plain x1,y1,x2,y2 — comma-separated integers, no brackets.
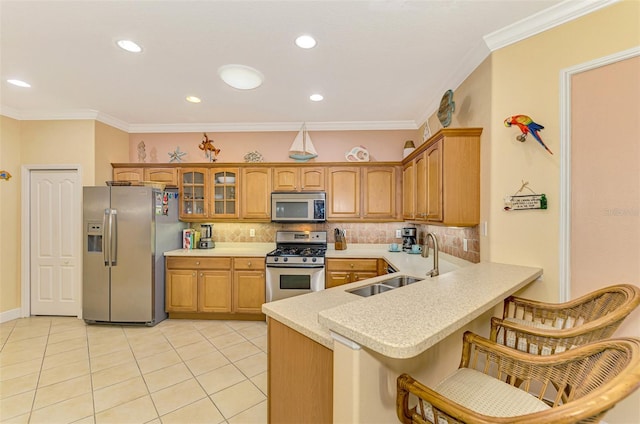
504,194,547,211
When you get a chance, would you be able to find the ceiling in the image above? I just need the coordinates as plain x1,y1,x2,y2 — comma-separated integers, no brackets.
0,1,608,132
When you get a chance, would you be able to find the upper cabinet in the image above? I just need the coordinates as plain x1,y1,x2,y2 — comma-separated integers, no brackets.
241,168,271,221
327,167,360,219
144,168,178,186
113,167,143,183
179,168,209,219
211,169,239,219
273,167,325,192
402,128,481,227
362,167,397,219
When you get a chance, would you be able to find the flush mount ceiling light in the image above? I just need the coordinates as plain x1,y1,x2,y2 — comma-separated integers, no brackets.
310,94,324,102
7,79,31,88
185,96,201,103
218,64,264,90
116,39,142,53
295,34,317,49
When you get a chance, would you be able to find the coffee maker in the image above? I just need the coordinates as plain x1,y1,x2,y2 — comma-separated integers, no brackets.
401,227,417,252
198,224,215,249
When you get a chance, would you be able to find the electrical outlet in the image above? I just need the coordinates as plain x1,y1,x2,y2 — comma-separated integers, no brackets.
463,239,468,252
395,229,402,238
249,228,255,237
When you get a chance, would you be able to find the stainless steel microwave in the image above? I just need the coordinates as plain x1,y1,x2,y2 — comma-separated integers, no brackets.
271,192,326,222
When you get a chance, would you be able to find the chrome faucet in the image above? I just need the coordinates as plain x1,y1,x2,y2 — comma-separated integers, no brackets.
423,232,439,277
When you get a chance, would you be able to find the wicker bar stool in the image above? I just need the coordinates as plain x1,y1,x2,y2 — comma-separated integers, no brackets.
397,332,640,424
490,284,640,355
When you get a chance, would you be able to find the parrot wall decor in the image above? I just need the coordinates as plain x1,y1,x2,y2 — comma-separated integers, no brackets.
504,115,553,155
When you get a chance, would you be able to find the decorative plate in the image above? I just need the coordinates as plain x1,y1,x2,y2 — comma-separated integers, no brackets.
345,146,370,162
244,151,264,163
437,89,455,128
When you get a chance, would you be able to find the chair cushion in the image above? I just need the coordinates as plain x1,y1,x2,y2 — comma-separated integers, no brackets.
434,368,550,418
505,317,557,330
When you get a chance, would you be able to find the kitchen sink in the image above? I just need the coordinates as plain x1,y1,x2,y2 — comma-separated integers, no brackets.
348,284,394,297
347,275,423,297
377,275,422,288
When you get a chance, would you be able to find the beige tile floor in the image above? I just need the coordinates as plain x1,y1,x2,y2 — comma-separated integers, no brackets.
0,317,268,424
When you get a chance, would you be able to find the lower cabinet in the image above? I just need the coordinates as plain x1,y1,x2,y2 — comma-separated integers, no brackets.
326,258,378,288
166,256,264,319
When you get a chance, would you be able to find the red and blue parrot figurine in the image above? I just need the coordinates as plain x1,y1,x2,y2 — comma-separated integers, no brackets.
504,115,553,155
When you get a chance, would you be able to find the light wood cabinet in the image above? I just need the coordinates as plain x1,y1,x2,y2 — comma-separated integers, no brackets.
166,256,264,318
211,168,239,219
233,257,266,314
326,258,378,288
113,167,143,183
273,167,325,192
403,128,481,226
179,168,209,219
327,167,360,219
144,168,178,186
362,167,397,219
241,168,271,220
402,161,415,220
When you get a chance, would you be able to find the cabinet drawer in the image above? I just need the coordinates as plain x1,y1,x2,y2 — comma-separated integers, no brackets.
326,258,377,272
166,257,232,269
234,257,266,270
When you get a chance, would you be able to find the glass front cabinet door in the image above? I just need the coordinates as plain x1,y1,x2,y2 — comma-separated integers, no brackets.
211,169,239,219
179,168,208,219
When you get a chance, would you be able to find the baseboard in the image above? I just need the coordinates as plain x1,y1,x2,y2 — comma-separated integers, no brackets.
0,308,22,323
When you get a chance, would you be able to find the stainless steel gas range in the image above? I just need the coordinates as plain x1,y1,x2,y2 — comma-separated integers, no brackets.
265,231,327,302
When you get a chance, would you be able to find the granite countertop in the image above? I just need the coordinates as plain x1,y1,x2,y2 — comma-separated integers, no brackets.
164,242,275,257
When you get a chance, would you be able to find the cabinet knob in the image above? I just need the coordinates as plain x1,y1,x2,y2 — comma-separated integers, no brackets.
200,273,203,277
350,263,354,268
192,272,196,276
248,261,252,267
195,261,200,265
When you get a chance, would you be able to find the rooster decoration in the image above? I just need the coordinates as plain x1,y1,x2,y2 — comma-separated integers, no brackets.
504,115,553,155
199,133,220,162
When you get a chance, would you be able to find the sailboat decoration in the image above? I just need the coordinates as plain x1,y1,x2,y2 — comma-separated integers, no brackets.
289,124,318,162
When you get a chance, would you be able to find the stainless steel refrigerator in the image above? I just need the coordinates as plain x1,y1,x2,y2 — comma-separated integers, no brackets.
83,186,186,325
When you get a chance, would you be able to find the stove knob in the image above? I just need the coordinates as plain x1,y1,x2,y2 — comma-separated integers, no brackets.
303,257,308,262
283,257,288,262
274,257,279,262
312,257,317,262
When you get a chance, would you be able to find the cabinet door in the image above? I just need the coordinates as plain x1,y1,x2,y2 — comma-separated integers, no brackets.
144,168,178,185
242,168,271,220
179,168,209,219
415,154,427,221
166,270,198,312
425,141,443,222
233,271,265,314
113,168,143,183
300,167,325,191
352,271,378,282
402,161,415,220
198,270,232,313
362,167,396,219
211,169,239,219
326,271,351,288
272,168,298,191
327,168,360,219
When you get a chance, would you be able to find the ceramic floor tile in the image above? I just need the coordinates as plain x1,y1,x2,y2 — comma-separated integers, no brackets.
93,376,149,413
209,332,248,351
94,394,158,424
142,362,192,393
1,412,30,424
225,320,258,331
199,323,235,339
0,348,44,367
47,327,86,343
219,341,261,362
44,335,88,356
210,380,266,419
87,339,130,358
129,340,173,360
33,374,92,410
6,327,50,343
89,348,135,373
0,358,43,382
29,392,94,424
41,346,88,370
91,360,141,390
37,359,90,387
0,372,39,399
196,363,246,395
159,397,225,424
175,340,218,361
184,350,230,376
233,352,267,378
164,330,207,348
250,371,268,395
136,349,182,374
70,415,96,424
150,378,207,416
0,390,35,421
227,400,267,424
1,336,48,355
250,334,268,352
235,323,267,340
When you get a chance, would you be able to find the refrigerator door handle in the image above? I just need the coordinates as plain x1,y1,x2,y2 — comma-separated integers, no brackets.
103,208,110,266
111,209,118,266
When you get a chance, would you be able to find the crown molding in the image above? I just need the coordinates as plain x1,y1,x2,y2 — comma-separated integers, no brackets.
95,112,130,132
483,0,620,51
0,105,22,120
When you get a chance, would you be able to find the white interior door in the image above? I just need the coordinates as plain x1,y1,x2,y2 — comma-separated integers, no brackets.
30,169,80,316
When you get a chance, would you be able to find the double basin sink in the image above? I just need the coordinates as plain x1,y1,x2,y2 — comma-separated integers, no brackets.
347,275,422,297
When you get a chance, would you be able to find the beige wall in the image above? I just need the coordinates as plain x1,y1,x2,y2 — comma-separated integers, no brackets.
95,121,130,184
129,129,420,164
0,116,23,313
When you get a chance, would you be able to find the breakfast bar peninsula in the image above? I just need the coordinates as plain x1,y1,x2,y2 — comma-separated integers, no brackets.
262,248,542,423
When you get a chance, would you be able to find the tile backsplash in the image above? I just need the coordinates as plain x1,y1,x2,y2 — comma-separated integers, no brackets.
191,222,480,263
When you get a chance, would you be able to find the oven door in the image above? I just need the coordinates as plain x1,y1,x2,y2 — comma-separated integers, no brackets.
266,265,325,302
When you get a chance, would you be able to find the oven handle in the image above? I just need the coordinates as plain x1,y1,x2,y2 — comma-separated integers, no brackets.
266,264,325,269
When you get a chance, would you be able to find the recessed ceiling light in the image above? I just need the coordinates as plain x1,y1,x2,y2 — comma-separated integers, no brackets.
116,39,142,53
186,96,201,103
7,79,31,88
310,94,324,102
295,35,317,49
218,64,264,90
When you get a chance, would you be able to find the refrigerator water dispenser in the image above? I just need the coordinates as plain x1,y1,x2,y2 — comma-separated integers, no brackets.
87,222,103,252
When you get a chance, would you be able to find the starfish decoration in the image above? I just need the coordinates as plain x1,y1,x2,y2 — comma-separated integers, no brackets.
168,146,187,163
